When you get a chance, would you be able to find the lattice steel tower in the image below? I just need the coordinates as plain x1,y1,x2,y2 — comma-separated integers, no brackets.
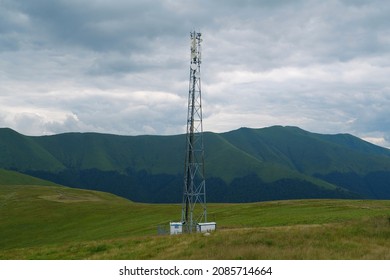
181,31,207,233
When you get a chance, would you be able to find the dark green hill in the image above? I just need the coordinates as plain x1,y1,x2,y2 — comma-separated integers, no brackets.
32,132,185,174
222,126,390,175
1,126,390,202
0,128,64,171
0,169,61,186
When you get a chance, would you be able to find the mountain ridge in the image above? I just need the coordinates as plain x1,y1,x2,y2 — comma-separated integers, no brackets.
1,126,390,202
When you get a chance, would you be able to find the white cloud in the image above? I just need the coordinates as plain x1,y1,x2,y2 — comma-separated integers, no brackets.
362,136,390,149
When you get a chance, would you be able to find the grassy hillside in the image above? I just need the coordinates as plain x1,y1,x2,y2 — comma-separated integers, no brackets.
0,128,64,171
32,133,186,174
1,177,390,259
223,126,390,175
0,169,61,186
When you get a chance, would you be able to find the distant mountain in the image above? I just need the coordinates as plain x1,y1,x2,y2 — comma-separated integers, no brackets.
1,126,390,202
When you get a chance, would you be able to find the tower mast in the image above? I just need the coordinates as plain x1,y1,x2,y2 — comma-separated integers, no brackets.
181,31,207,233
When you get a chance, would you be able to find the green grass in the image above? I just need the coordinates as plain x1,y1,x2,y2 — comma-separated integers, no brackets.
0,185,177,249
1,179,390,259
2,214,390,260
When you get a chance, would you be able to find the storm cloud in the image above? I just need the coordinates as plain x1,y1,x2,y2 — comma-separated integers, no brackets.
1,0,390,147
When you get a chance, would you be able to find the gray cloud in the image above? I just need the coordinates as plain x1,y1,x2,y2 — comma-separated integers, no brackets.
1,0,390,147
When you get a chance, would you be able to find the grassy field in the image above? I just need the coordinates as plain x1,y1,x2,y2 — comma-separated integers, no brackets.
1,181,390,259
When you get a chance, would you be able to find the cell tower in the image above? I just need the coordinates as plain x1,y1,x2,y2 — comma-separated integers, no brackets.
169,31,215,235
181,31,207,233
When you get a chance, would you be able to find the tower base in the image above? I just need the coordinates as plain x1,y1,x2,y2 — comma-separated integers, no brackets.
169,221,216,235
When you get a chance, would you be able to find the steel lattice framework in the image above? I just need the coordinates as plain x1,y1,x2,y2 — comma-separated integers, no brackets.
181,31,207,233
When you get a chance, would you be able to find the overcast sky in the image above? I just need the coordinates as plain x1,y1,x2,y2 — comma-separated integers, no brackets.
1,0,390,147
